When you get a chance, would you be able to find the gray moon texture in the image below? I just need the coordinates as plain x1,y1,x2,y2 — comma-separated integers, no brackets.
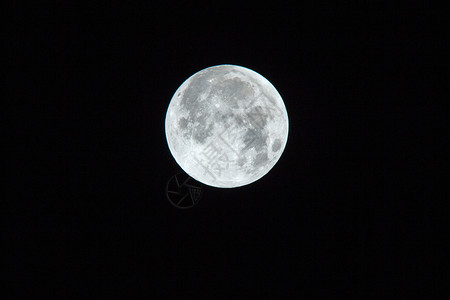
165,65,289,188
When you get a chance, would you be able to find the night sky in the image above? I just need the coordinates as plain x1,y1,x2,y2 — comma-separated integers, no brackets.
5,3,445,298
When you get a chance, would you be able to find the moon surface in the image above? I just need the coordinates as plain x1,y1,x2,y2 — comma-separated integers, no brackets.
165,65,289,188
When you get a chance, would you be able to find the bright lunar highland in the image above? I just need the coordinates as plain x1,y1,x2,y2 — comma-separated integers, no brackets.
165,65,289,188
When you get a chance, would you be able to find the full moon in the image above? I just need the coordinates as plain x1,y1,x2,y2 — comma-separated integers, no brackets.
165,65,289,188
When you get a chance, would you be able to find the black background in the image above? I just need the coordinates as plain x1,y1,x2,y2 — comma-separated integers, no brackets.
5,2,446,298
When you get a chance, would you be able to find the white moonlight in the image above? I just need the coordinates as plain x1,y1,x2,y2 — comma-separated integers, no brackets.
165,64,289,188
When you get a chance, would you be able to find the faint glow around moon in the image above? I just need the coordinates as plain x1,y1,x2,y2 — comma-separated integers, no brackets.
165,64,289,188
